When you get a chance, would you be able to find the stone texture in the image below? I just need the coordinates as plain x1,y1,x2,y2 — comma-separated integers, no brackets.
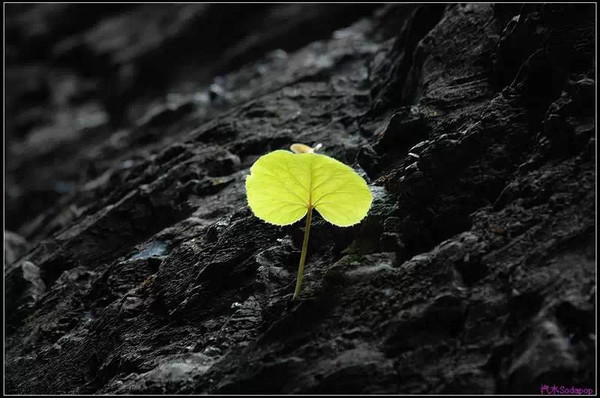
5,3,595,394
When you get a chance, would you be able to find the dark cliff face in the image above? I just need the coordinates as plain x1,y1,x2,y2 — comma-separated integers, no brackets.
4,4,595,394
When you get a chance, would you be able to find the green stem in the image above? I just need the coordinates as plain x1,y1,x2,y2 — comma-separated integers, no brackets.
293,206,313,300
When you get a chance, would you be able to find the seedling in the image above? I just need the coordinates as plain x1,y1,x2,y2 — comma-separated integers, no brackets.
245,143,372,299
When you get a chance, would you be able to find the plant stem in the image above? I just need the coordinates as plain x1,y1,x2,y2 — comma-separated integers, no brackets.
293,206,313,300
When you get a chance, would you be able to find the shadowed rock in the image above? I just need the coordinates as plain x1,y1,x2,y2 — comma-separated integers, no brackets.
5,3,595,394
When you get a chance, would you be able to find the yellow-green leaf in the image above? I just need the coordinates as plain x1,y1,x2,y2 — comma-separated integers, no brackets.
245,149,372,227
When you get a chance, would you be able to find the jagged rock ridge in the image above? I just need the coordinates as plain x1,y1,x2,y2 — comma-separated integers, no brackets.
5,4,595,394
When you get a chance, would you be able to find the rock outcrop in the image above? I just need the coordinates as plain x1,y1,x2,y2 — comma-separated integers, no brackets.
5,4,595,394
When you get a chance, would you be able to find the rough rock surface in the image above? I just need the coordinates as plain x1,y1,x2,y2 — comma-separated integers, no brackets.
5,4,596,394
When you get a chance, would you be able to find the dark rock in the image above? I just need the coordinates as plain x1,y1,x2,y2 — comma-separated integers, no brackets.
5,261,46,329
5,3,595,395
502,320,578,393
4,231,30,266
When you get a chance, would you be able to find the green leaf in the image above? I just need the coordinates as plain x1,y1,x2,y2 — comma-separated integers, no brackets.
245,149,372,227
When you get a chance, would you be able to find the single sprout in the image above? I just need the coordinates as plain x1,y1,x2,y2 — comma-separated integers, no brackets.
245,143,372,299
290,142,323,153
